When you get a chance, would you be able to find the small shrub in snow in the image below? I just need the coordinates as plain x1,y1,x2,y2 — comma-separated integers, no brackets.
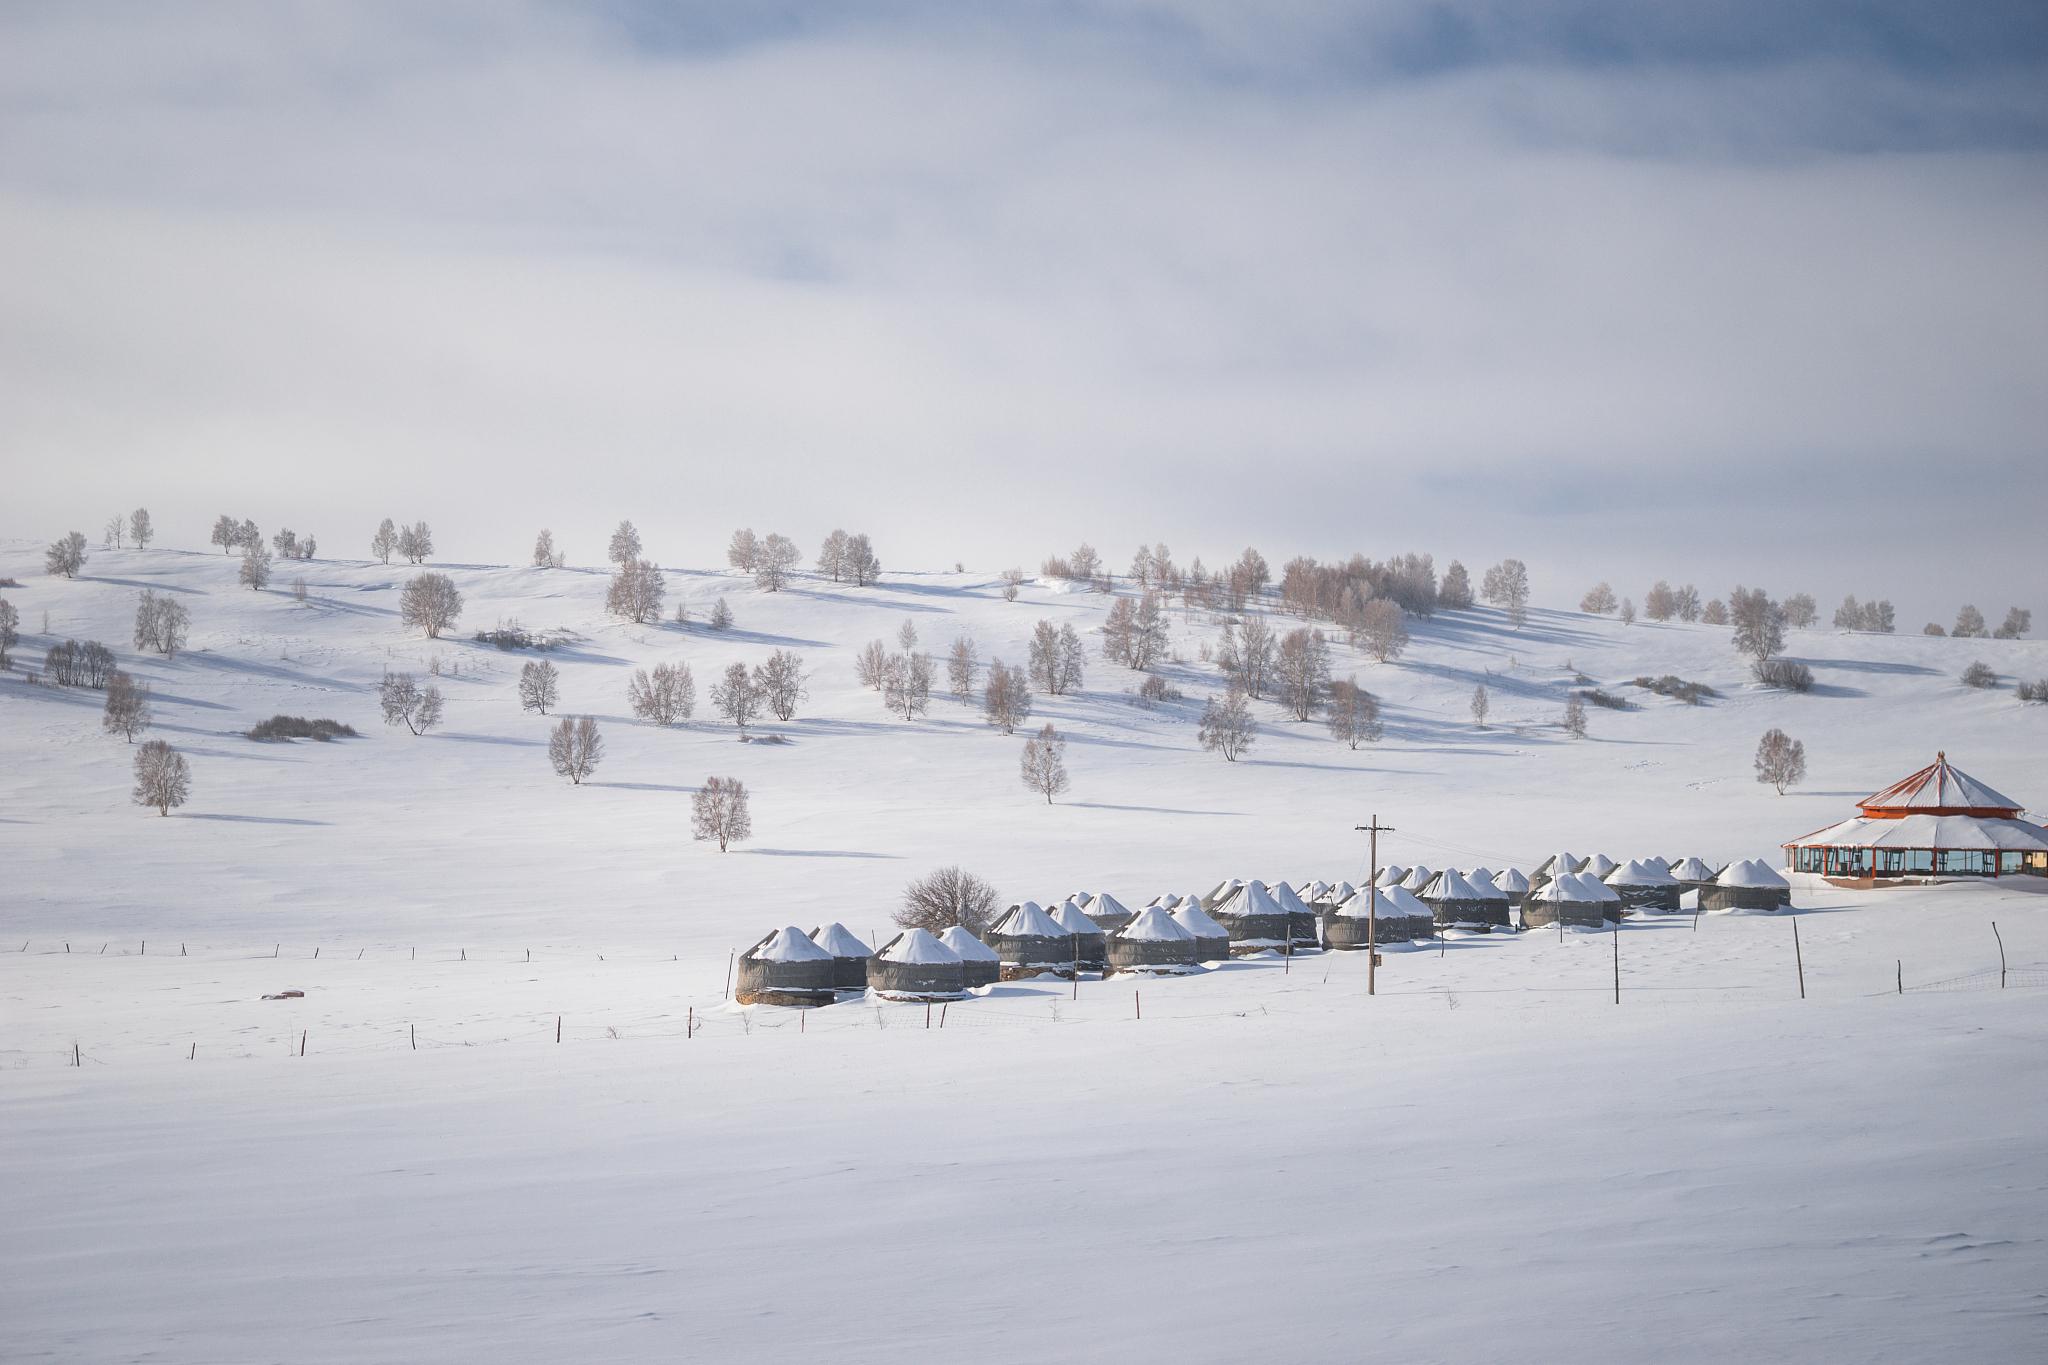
1134,672,1182,707
1960,661,1998,689
249,715,358,741
1751,659,1814,693
2017,678,2048,703
1576,688,1633,711
1631,675,1716,705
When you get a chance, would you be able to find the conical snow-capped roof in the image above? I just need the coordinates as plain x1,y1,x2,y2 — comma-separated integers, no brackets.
1493,867,1531,894
1091,892,1132,921
1606,859,1677,887
1422,870,1485,901
1335,886,1430,919
1465,866,1495,887
1715,858,1790,889
1116,907,1194,942
1669,857,1719,881
1270,881,1312,917
993,901,1064,938
809,923,873,958
1171,900,1228,939
752,926,834,963
1859,753,2021,817
1372,865,1408,887
1584,853,1618,877
1050,900,1102,934
879,928,961,964
1467,871,1510,900
1398,865,1434,892
1531,871,1601,903
938,926,999,961
1640,856,1670,874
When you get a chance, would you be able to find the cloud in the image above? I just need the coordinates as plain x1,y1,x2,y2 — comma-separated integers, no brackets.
1,2,2043,618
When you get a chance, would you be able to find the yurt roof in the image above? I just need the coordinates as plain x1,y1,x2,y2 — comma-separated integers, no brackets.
938,926,1000,961
1091,892,1133,919
1859,753,2021,817
1270,881,1311,916
753,926,834,963
1398,865,1434,891
1536,852,1582,876
1425,869,1484,900
1117,907,1195,942
1669,857,1719,881
809,923,873,958
994,901,1065,937
1465,865,1495,886
1531,872,1601,902
1640,856,1671,873
1171,901,1228,938
1785,813,2048,853
1584,853,1618,877
1715,859,1791,889
1238,880,1284,916
1050,900,1101,934
1336,886,1429,918
879,928,962,964
1494,867,1531,893
1371,865,1408,887
1606,859,1678,887
1467,872,1510,900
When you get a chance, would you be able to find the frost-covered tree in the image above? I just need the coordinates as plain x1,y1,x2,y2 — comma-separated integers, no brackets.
1994,607,2032,639
378,671,444,736
1325,677,1381,749
1217,617,1275,697
1274,627,1330,721
1755,728,1807,795
132,739,189,815
104,514,125,549
1028,619,1065,695
605,558,666,623
1130,591,1167,670
817,529,850,581
532,529,559,568
626,661,694,725
1019,723,1070,803
1563,695,1589,738
1644,580,1677,621
896,866,999,936
1619,598,1636,626
1470,682,1490,727
1357,599,1408,663
1701,598,1729,626
883,651,935,720
121,508,150,549
371,518,398,564
271,528,298,560
1480,559,1530,628
1580,582,1618,615
0,598,16,669
856,639,890,690
133,590,189,658
238,543,272,591
692,776,752,851
754,650,806,721
1102,596,1136,666
1953,604,1988,638
397,521,433,564
710,597,734,630
103,670,152,742
518,659,560,715
845,533,881,586
711,661,759,730
1001,567,1025,603
548,715,604,784
607,520,642,565
399,571,462,637
983,659,1032,734
1783,593,1817,629
1674,584,1701,623
946,635,978,698
726,528,760,573
896,619,919,653
1729,586,1786,662
45,531,88,578
1439,560,1473,610
755,533,801,591
1923,622,1946,636
1199,687,1257,761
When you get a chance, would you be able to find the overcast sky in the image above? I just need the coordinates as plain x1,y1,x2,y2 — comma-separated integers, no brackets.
3,1,2044,623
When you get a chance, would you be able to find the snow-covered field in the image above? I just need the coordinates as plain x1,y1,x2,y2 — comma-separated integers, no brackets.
5,539,2047,1362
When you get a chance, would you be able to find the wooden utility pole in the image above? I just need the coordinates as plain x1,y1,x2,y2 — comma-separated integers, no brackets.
1354,816,1395,996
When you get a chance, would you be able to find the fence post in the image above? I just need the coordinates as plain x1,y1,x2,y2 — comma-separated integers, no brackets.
299,1030,306,1057
1897,959,1902,995
1992,921,2007,989
940,1003,948,1029
925,1001,932,1030
556,1015,562,1043
724,952,734,1001
687,1006,693,1040
411,1024,416,1051
1792,919,1805,1000
1613,922,1620,1005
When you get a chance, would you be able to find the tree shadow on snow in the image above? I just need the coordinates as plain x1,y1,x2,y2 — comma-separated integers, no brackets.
432,731,545,748
79,574,204,595
748,848,900,860
1069,801,1248,818
587,781,697,793
181,812,331,826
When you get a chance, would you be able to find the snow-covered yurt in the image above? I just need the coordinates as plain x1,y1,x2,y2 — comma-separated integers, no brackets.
1170,896,1231,961
1106,908,1199,975
1051,898,1109,972
938,926,1001,989
1324,886,1434,948
1604,860,1682,912
1209,879,1296,954
1668,857,1721,897
1371,865,1408,888
1398,865,1435,893
1422,870,1509,931
735,927,840,1007
1531,852,1585,890
987,901,1074,979
1490,867,1531,909
1201,877,1245,912
1521,872,1608,929
1700,860,1793,911
1268,881,1321,952
1584,853,1618,879
1086,892,1137,940
808,922,874,991
867,929,967,1001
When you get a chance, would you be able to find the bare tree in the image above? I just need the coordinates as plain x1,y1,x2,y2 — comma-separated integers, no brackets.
1322,677,1380,749
1563,695,1588,739
1953,604,1988,638
1200,687,1257,760
1057,623,1086,693
0,598,17,669
896,619,919,652
238,543,272,591
895,866,999,936
1440,560,1473,609
1644,580,1677,621
1674,584,1702,622
712,662,759,730
856,639,890,690
754,533,801,591
1480,559,1530,628
607,520,642,565
1357,598,1408,663
1217,617,1275,697
1994,607,2032,639
291,577,308,604
213,515,241,555
129,507,153,548
371,518,398,564
710,597,734,630
883,651,935,720
518,659,560,715
133,590,189,657
378,671,444,736
236,518,260,552
726,528,761,573
946,635,978,698
1701,598,1729,626
983,659,1032,734
1729,586,1786,661
1129,591,1167,670
1783,593,1817,629
1923,622,1947,636
692,776,752,851
103,670,152,742
1580,582,1618,615
1755,728,1807,794
1274,627,1330,720
396,521,433,564
1102,596,1136,666
532,529,559,568
1020,722,1070,803
104,514,124,549
45,531,88,578
1470,682,1490,727
626,661,694,725
132,739,189,815
272,528,300,559
1001,567,1024,603
1619,598,1636,626
548,715,604,784
605,558,666,623
844,533,881,586
817,529,850,581
399,572,462,637
1028,619,1065,694
754,650,806,721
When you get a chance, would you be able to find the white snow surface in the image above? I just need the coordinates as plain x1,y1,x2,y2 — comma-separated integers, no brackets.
937,926,999,961
1116,906,1194,942
5,542,2048,1362
753,926,833,963
810,922,873,958
879,927,960,964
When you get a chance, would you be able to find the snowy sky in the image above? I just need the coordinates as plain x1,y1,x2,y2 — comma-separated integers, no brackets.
3,1,2044,622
